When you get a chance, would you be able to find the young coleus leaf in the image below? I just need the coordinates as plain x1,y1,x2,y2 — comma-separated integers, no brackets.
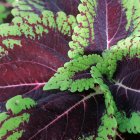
90,66,118,139
0,10,77,102
92,36,140,79
0,90,105,140
95,112,117,140
68,0,140,58
43,54,102,92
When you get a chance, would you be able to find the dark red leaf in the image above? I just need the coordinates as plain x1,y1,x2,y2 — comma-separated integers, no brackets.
116,133,140,140
12,0,48,16
1,89,139,140
73,69,91,80
45,0,80,16
86,0,129,53
0,16,72,102
110,58,140,116
13,0,80,17
22,90,104,140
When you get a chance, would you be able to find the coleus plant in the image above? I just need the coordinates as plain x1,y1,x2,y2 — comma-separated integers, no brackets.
0,0,140,140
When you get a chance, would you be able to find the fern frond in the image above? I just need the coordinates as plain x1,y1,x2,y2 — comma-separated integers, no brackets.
43,54,102,92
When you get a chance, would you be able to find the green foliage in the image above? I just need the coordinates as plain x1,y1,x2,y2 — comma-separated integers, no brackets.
89,37,140,138
90,65,118,139
2,39,21,49
68,0,140,59
0,112,9,122
0,0,14,24
0,10,77,53
96,113,117,140
12,0,46,17
44,7,140,138
44,54,102,92
6,95,36,115
116,112,140,134
0,3,11,24
0,113,29,139
45,26,140,139
122,0,140,34
91,36,140,79
68,0,97,58
0,95,36,140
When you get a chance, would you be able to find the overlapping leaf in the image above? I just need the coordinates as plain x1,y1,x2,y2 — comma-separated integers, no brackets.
68,0,140,58
0,0,140,140
0,90,105,140
12,0,80,17
116,112,140,134
44,54,102,92
0,9,77,102
12,0,49,17
44,0,80,16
